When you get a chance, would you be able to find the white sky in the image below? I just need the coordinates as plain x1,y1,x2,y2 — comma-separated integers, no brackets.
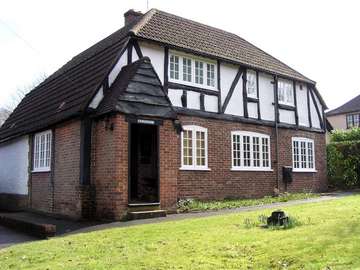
0,0,359,110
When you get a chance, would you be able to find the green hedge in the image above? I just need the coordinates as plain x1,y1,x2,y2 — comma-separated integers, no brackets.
327,129,360,188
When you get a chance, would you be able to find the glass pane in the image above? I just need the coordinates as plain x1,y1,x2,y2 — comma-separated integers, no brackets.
243,136,251,167
183,130,193,165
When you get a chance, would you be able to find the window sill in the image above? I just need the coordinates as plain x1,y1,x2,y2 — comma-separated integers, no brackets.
292,169,317,173
32,168,51,173
231,167,273,172
179,167,211,171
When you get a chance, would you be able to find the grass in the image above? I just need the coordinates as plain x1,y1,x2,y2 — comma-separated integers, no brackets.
1,195,360,269
177,192,319,212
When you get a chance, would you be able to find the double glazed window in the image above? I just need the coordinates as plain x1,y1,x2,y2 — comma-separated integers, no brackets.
169,52,216,89
246,70,257,98
231,131,271,170
181,125,208,170
278,80,294,106
292,137,315,171
346,113,360,129
33,130,52,172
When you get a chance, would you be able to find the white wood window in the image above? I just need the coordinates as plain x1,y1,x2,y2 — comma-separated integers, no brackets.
278,79,294,106
169,51,217,90
292,137,315,172
169,55,179,80
231,131,271,171
33,130,52,172
181,125,208,170
246,70,257,98
346,113,360,129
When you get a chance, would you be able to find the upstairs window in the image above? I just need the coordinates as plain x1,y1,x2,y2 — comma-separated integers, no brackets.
181,125,208,170
33,130,52,172
346,113,360,129
169,55,179,80
169,52,216,90
292,137,315,172
232,131,271,171
246,70,257,98
278,80,294,106
207,63,215,87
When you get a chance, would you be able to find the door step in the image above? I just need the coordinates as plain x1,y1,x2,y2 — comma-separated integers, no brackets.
128,203,160,212
127,210,166,220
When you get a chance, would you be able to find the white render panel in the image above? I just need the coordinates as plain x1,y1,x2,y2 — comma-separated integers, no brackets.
220,63,238,106
279,109,296,124
310,92,321,128
248,102,258,119
187,91,200,110
132,46,139,62
296,83,309,127
225,76,244,116
0,136,29,195
168,89,183,107
313,93,323,121
205,95,218,112
259,72,275,121
108,50,127,86
139,41,164,84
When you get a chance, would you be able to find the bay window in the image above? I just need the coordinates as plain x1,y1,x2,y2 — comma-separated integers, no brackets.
292,137,315,172
231,131,271,171
33,130,52,172
181,125,208,170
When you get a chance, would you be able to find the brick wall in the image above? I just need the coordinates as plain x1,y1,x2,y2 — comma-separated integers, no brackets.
30,172,52,213
177,115,327,200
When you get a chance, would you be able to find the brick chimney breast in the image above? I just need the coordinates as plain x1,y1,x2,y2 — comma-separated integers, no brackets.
124,9,143,26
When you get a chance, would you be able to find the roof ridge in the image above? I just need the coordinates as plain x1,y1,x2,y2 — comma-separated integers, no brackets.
130,8,157,35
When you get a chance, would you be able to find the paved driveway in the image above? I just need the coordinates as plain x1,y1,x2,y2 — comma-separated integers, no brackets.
0,225,37,249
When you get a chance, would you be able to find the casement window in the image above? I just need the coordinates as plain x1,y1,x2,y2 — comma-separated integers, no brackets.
181,125,208,170
33,130,52,172
246,70,257,98
231,131,271,171
169,52,216,90
346,113,360,129
292,137,315,172
278,80,294,106
169,55,179,80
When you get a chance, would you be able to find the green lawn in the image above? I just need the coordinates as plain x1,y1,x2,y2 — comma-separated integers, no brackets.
178,192,318,212
1,195,360,270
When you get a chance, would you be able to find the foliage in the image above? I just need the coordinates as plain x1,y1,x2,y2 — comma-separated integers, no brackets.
177,192,318,212
2,195,360,269
330,127,360,142
327,135,360,188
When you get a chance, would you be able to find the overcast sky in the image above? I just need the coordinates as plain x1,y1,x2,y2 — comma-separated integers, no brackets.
0,0,359,110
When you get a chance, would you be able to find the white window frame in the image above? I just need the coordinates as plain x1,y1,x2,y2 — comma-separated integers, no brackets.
246,70,257,98
231,131,272,171
292,137,316,172
33,130,52,172
168,51,217,91
180,125,209,171
278,79,294,106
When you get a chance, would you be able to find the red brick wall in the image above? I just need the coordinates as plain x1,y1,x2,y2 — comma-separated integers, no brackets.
91,115,129,220
30,172,52,213
177,115,327,200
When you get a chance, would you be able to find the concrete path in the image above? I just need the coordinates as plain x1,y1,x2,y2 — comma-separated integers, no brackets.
0,225,37,249
68,192,353,236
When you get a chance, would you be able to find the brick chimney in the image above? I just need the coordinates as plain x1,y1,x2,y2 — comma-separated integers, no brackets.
124,9,143,26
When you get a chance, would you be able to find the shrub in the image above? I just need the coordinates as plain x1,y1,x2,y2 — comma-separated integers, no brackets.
330,127,360,142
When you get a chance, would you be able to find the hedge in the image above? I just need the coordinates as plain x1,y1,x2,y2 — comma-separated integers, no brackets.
327,129,360,188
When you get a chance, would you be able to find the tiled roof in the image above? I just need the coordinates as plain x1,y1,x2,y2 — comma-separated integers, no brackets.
327,94,360,116
97,57,176,119
131,9,314,83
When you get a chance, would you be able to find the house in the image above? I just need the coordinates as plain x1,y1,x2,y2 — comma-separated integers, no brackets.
327,94,360,130
0,9,328,220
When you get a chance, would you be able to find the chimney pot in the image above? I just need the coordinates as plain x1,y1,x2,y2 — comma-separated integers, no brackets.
124,9,143,26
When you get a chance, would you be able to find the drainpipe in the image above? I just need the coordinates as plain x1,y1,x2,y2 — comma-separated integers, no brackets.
273,75,280,192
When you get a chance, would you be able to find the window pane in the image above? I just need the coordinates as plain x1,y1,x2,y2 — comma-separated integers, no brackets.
278,81,293,105
195,61,204,84
253,137,260,167
183,130,193,165
243,135,251,167
196,131,205,166
170,55,179,80
308,142,314,169
233,135,241,167
183,58,192,82
262,138,269,167
300,141,307,168
247,71,257,98
207,64,215,87
293,141,299,168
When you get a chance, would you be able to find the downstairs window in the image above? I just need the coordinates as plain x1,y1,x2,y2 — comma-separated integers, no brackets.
33,130,52,172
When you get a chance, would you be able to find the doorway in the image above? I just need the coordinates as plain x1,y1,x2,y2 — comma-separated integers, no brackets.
129,123,159,203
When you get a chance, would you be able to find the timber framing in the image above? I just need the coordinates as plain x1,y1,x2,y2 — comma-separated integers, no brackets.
308,85,324,129
242,69,248,118
163,46,169,93
256,71,261,120
217,60,221,113
273,75,280,123
221,66,244,113
307,85,312,128
293,80,299,127
168,82,219,96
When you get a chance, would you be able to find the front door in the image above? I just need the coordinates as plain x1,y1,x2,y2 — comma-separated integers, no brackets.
129,123,159,203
